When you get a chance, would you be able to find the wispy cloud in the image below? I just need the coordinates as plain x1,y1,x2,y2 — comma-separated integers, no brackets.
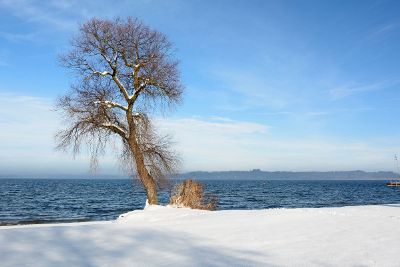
0,49,9,66
157,116,268,136
260,110,330,118
0,92,58,151
155,116,399,172
0,92,398,174
0,30,41,43
329,80,398,100
367,23,397,40
209,68,295,111
302,111,330,117
0,92,120,175
0,0,89,32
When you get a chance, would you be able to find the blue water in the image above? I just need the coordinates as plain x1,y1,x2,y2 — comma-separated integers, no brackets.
1,179,400,225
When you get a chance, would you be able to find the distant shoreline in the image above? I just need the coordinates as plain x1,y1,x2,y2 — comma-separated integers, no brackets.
0,170,397,180
0,178,397,181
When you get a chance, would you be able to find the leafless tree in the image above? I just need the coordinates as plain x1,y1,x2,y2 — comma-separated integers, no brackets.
56,17,183,205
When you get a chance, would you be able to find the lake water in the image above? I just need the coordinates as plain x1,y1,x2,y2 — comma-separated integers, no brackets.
1,179,400,225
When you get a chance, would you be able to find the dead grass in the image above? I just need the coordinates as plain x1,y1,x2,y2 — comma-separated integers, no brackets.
169,179,217,210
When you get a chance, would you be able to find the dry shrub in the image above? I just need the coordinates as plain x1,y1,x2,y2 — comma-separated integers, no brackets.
169,179,217,210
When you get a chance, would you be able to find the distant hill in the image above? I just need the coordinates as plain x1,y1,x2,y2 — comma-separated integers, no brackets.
1,170,398,180
176,170,399,180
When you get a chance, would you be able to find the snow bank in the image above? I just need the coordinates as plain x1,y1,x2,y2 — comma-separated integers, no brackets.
1,205,400,266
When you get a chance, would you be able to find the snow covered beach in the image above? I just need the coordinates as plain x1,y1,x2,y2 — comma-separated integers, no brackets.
1,205,400,267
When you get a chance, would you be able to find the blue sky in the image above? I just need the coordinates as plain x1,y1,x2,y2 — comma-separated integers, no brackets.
1,0,400,175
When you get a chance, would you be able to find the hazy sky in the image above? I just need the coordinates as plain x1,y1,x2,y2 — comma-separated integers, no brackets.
1,0,400,175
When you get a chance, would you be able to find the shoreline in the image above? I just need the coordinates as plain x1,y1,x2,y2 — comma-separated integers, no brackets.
1,203,400,228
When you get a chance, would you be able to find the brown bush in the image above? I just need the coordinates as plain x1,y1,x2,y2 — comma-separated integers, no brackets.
169,179,217,210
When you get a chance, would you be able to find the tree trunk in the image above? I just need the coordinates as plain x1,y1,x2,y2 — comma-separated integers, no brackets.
129,133,158,205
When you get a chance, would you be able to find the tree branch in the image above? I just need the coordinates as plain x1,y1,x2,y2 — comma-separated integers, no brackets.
93,70,111,76
94,100,128,111
112,74,131,102
93,41,132,103
100,123,128,139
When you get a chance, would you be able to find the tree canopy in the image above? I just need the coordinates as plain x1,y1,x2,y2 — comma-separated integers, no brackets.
56,17,183,204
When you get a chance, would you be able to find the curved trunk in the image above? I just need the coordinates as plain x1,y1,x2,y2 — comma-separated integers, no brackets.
129,133,158,205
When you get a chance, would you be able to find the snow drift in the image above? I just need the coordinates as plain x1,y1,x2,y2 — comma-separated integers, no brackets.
1,204,400,266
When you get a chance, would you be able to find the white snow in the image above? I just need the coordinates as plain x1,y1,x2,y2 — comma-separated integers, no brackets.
93,70,111,76
93,100,128,111
100,123,127,137
1,204,400,266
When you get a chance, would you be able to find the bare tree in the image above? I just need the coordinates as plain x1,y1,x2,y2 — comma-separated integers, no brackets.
56,17,183,205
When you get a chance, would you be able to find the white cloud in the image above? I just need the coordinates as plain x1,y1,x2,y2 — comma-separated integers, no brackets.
0,0,80,31
0,92,398,175
158,117,268,135
0,0,140,34
0,92,121,175
155,116,399,172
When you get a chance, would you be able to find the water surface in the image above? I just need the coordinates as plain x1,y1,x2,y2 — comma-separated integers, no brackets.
1,179,399,225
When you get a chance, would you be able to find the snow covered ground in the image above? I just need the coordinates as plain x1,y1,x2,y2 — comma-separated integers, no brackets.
1,204,400,266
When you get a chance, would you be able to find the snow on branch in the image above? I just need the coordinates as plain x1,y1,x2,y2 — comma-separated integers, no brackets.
101,123,128,139
112,75,131,102
93,70,111,76
94,100,128,111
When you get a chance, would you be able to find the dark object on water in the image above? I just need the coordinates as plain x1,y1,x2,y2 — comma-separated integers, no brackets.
386,181,400,187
